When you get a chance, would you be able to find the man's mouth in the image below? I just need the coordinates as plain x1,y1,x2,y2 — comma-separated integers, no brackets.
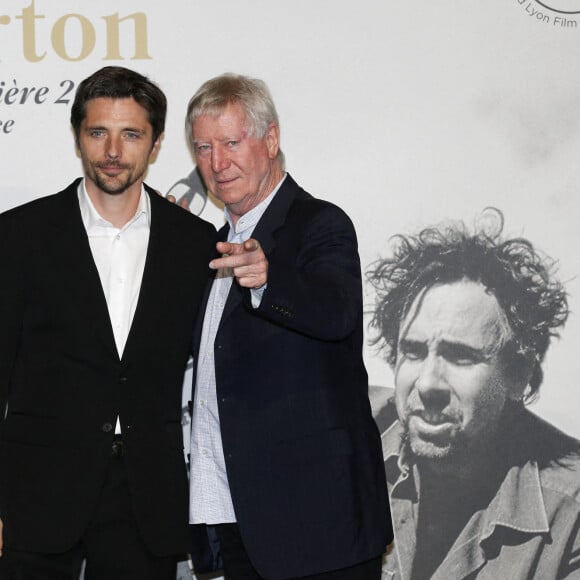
408,411,459,436
420,411,453,424
97,164,126,176
215,176,238,185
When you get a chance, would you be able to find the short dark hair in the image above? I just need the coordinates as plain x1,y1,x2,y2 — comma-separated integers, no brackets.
70,66,166,143
367,210,569,401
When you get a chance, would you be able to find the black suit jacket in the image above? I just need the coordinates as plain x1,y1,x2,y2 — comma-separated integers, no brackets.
0,180,215,555
191,175,392,579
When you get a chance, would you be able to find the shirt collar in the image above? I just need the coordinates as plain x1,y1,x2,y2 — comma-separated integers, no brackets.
480,460,549,536
77,178,151,231
382,419,410,481
224,173,287,236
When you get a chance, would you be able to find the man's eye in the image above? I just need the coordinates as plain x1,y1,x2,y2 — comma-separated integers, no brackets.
404,350,423,361
441,347,484,366
447,355,477,366
90,130,104,138
124,132,140,139
196,144,210,154
227,140,239,147
399,343,426,361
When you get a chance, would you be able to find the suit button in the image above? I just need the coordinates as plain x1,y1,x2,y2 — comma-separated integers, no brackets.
118,376,128,383
102,422,113,433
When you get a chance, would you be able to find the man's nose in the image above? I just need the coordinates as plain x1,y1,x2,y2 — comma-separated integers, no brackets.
105,135,120,159
211,147,230,173
415,355,450,406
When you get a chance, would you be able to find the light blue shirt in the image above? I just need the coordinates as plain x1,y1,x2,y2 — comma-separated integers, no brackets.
189,175,286,524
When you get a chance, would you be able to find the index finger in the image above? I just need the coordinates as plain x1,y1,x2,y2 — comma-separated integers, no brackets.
210,253,251,270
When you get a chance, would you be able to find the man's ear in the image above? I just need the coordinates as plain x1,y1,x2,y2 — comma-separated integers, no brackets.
265,123,280,160
149,134,163,163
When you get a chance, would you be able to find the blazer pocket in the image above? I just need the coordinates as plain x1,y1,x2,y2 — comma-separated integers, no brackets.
2,412,61,447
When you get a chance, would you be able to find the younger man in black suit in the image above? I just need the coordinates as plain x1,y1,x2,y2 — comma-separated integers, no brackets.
0,66,215,579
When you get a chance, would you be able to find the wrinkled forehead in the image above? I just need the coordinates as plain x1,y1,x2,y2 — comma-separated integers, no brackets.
195,100,251,127
194,107,256,147
399,279,512,351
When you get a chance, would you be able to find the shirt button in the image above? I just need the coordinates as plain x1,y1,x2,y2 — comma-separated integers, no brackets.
102,422,113,433
201,449,208,456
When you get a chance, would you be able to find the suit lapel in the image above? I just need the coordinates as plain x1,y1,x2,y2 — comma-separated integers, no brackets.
122,187,205,361
121,188,166,361
250,174,300,254
217,174,301,326
216,221,242,326
45,180,118,358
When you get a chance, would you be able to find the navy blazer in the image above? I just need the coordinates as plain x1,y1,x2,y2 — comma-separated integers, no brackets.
0,180,215,555
191,175,392,579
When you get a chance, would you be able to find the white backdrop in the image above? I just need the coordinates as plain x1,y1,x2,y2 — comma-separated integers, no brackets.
2,0,580,574
2,0,578,436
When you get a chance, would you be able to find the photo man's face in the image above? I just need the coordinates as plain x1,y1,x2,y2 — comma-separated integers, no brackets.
394,279,518,467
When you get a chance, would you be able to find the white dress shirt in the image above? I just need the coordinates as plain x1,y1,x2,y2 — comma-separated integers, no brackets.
189,174,286,525
77,180,150,433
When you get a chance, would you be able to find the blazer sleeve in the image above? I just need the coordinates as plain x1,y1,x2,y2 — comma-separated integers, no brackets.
0,213,24,421
0,212,25,515
254,200,363,342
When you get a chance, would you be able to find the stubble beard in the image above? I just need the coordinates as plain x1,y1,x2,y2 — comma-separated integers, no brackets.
401,415,465,464
91,164,135,196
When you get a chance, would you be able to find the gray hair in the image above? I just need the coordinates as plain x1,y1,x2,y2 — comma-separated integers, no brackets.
185,73,285,168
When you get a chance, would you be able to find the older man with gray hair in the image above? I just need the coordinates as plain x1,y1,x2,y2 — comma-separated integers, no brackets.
185,73,392,580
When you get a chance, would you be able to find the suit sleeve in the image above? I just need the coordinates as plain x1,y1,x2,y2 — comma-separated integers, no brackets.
254,202,363,342
0,214,24,423
0,213,25,515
